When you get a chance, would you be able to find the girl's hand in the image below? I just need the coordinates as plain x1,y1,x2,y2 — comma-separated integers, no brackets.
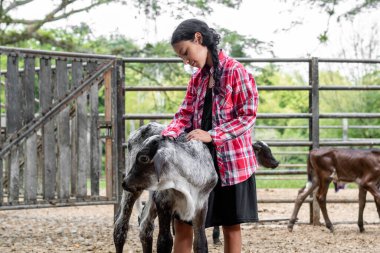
186,129,212,143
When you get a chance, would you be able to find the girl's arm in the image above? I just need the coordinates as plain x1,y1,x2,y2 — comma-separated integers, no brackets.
161,79,196,138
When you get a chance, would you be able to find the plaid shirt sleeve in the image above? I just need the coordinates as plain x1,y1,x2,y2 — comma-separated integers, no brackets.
208,66,258,146
161,78,196,138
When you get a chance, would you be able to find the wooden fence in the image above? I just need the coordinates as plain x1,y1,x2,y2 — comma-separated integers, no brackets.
0,47,123,210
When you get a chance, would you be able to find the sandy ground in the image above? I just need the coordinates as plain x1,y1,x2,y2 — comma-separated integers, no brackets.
1,188,380,253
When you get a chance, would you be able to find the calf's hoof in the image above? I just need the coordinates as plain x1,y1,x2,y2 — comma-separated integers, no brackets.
213,238,222,245
326,225,334,233
287,220,295,232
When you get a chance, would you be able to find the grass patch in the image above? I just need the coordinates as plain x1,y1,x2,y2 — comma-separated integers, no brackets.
256,179,306,189
256,175,359,189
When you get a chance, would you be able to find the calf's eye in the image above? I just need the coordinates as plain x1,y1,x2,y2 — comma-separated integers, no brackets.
138,154,151,164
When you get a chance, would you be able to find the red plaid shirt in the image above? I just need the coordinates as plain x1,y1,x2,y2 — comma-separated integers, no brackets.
162,50,259,186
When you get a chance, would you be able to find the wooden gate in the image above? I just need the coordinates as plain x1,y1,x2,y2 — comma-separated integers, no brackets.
0,47,124,210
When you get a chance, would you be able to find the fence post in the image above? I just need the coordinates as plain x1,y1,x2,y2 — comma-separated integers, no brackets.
114,59,125,216
309,57,320,225
104,69,113,200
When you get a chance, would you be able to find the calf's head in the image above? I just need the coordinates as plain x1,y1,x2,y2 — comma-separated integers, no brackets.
252,141,279,169
125,122,165,174
122,135,164,192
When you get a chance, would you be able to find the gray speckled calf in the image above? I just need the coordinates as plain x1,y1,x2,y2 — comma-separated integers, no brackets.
114,122,217,253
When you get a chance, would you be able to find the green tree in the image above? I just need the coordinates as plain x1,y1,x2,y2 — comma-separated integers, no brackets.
0,0,242,47
284,0,380,43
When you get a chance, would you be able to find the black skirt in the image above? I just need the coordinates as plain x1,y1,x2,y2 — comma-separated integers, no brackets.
201,87,259,228
205,175,259,227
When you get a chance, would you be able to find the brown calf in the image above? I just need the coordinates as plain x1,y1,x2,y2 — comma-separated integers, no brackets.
288,148,380,232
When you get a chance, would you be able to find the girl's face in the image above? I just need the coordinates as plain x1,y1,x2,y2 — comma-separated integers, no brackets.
172,32,211,69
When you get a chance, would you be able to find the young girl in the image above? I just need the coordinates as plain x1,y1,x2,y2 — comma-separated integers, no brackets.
161,18,259,253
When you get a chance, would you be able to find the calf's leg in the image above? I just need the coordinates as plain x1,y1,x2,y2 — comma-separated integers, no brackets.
155,192,174,253
288,181,318,232
212,226,221,245
358,186,367,233
114,190,143,253
316,178,334,232
139,192,158,253
192,202,209,253
363,183,380,225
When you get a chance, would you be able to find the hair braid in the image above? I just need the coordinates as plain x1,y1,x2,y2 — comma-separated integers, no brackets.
208,28,221,94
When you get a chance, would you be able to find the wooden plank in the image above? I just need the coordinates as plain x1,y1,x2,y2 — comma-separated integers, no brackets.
70,61,80,195
76,62,88,199
25,134,37,203
9,148,19,204
114,60,125,213
40,57,56,200
23,57,37,203
56,59,71,200
6,55,22,204
23,57,35,124
72,61,87,199
104,69,112,199
114,60,124,203
111,62,118,199
70,114,77,196
6,55,22,133
88,62,100,197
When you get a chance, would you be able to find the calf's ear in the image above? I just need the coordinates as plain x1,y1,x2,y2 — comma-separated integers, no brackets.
153,150,166,182
252,142,262,152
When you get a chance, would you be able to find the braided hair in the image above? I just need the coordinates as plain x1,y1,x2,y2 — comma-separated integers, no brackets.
171,19,222,93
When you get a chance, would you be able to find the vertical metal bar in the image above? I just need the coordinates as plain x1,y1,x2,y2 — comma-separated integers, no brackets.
309,57,320,225
56,59,71,200
6,54,22,204
40,57,56,200
88,61,100,197
23,56,37,204
104,69,113,200
310,57,320,149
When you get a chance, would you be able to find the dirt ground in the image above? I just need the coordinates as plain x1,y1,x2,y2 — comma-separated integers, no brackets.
1,188,380,253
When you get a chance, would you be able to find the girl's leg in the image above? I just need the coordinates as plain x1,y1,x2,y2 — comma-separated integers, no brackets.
173,219,193,253
222,224,241,253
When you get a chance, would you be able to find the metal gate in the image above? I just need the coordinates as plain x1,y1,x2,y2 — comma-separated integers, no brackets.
0,47,124,210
